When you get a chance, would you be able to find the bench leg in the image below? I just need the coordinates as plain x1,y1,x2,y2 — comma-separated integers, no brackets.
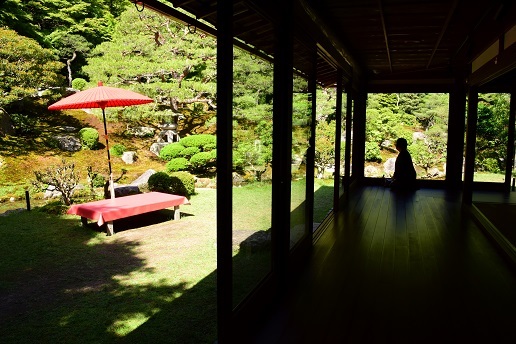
173,205,180,220
81,217,88,226
106,221,115,236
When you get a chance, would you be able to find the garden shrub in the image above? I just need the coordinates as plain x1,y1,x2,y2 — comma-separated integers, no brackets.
169,171,196,198
365,141,382,162
37,201,68,215
148,172,173,193
190,151,215,171
179,146,200,159
110,143,126,157
204,143,216,151
180,134,216,150
92,174,106,187
72,78,87,90
159,142,185,161
166,157,189,172
78,127,99,150
480,158,501,173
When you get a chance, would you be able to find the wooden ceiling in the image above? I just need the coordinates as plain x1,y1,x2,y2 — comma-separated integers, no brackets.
142,0,516,90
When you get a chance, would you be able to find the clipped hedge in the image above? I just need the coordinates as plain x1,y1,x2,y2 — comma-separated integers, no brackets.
147,171,195,198
179,146,200,159
78,127,99,150
159,142,185,161
180,134,216,150
71,78,87,91
169,171,195,198
166,157,189,172
190,151,215,170
110,143,126,157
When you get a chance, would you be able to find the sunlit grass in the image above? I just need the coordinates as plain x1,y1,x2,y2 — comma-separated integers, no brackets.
473,172,506,183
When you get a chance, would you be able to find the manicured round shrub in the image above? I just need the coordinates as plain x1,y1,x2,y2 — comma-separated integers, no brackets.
179,146,200,159
78,127,99,150
71,78,87,91
189,151,215,170
169,171,196,198
204,143,216,151
159,142,185,161
148,172,173,193
110,143,126,157
166,157,189,172
180,134,216,150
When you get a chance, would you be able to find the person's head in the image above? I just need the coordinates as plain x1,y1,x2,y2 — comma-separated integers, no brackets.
395,137,408,151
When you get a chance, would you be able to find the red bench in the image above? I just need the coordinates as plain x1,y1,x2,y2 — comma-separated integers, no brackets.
67,192,190,235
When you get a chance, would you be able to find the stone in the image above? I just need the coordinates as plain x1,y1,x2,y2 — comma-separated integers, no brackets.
44,185,62,199
413,132,427,142
60,126,77,132
150,142,169,156
130,169,156,186
157,129,180,143
113,185,141,197
364,165,379,177
126,126,155,137
383,158,396,177
55,135,81,152
121,151,137,164
428,167,441,177
232,172,245,186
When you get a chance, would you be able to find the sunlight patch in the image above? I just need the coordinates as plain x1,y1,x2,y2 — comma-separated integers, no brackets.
108,310,159,337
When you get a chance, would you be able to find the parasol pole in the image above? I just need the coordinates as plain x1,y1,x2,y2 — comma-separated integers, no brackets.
100,105,115,199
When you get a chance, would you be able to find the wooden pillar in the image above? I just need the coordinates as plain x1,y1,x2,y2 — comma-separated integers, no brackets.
446,80,466,189
271,0,293,291
334,71,343,208
305,51,317,243
505,89,516,191
216,1,233,342
344,91,353,191
463,87,478,205
352,89,367,180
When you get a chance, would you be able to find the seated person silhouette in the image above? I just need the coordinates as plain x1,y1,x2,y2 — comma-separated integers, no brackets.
389,137,416,191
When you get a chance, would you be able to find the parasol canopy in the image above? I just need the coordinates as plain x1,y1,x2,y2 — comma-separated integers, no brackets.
48,81,153,110
48,81,153,199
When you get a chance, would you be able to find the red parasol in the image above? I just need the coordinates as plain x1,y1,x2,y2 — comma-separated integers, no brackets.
48,81,153,198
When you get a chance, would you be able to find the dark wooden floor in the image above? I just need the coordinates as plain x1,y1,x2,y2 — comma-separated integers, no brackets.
251,186,516,343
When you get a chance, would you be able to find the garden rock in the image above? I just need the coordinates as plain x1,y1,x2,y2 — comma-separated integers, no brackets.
121,151,137,164
413,132,427,142
44,185,62,199
150,142,169,156
59,126,77,132
130,169,156,186
232,172,245,186
195,177,216,188
55,135,81,152
127,126,155,137
234,230,271,253
114,185,141,197
428,167,442,178
364,165,379,177
383,158,396,177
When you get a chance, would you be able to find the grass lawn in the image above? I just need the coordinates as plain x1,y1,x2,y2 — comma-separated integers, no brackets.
0,179,335,343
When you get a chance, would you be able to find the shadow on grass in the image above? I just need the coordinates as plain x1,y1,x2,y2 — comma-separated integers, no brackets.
0,209,217,344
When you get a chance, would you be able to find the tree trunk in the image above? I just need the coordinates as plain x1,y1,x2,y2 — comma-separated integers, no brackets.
66,51,77,87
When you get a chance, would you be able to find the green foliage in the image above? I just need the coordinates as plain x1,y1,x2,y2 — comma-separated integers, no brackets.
190,152,215,171
10,113,40,136
0,28,64,108
365,142,382,162
475,93,510,173
180,134,216,150
78,127,99,150
147,171,195,197
148,172,173,193
82,7,217,124
408,140,438,173
92,174,106,188
159,143,186,161
233,141,271,181
314,120,335,177
169,171,196,198
109,143,126,157
166,158,190,172
72,78,88,90
179,146,201,159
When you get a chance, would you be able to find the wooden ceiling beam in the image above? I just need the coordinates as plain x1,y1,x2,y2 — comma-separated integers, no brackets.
378,0,392,73
426,0,459,69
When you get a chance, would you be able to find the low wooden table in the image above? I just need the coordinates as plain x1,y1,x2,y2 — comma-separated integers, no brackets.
67,192,190,235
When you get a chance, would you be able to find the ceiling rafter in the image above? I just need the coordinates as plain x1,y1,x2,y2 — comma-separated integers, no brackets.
378,0,392,73
426,0,459,69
